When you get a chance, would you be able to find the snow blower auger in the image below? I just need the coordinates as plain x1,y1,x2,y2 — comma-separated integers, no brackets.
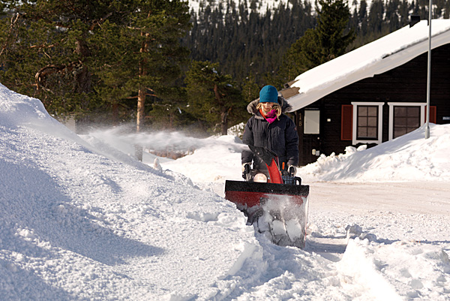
225,146,309,249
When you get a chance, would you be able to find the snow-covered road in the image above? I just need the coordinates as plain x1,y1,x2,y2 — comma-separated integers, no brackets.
158,132,450,300
310,181,450,216
229,181,450,300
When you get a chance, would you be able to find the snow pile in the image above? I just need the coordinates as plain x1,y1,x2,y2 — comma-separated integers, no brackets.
1,82,450,300
337,238,450,300
0,83,262,300
300,124,450,182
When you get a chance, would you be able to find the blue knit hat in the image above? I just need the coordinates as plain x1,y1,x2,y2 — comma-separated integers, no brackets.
259,85,279,103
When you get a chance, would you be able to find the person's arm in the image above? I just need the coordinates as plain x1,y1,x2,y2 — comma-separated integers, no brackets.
285,118,299,167
241,118,254,165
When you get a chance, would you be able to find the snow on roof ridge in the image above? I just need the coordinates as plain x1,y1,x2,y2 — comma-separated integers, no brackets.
286,19,450,112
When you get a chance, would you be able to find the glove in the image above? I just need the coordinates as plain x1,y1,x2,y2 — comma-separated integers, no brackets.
288,165,297,177
242,163,251,179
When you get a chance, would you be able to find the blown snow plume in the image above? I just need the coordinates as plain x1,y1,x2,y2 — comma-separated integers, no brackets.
85,126,247,161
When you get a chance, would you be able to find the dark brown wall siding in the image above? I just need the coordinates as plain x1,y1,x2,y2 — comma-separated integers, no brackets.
300,43,450,165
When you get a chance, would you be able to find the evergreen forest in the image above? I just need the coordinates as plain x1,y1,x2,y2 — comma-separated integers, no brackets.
1,0,449,136
184,0,450,85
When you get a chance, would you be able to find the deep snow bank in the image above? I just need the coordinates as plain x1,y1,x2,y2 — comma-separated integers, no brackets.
0,83,262,300
300,124,450,182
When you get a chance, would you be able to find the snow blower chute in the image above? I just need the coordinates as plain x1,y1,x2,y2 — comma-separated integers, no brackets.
225,146,309,248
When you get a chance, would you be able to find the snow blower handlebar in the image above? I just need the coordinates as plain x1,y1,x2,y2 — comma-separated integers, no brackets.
248,146,283,184
248,145,277,166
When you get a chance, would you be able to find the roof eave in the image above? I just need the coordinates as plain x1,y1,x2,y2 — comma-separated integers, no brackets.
285,26,450,113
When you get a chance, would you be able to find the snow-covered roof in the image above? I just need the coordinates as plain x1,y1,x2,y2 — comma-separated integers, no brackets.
283,20,450,112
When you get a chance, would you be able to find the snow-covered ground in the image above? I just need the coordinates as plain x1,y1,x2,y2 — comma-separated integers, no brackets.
1,82,449,300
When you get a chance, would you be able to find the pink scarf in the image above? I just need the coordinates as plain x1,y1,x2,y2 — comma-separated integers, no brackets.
260,109,278,124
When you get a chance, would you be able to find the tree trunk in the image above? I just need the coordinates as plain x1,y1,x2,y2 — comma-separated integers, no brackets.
136,87,146,133
74,39,92,95
112,102,119,126
221,109,228,135
213,84,221,104
137,31,149,133
73,38,92,134
135,85,145,161
135,31,149,161
213,84,228,135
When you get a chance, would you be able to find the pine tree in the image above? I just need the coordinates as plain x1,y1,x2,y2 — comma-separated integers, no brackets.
241,73,260,104
185,60,246,135
312,0,356,64
368,0,385,33
277,0,355,85
88,20,136,126
93,0,191,133
0,0,190,132
445,0,450,18
0,0,135,125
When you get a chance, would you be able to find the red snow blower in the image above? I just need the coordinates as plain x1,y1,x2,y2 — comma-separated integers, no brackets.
225,146,309,248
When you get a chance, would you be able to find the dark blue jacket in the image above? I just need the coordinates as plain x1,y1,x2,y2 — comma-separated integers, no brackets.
241,96,299,170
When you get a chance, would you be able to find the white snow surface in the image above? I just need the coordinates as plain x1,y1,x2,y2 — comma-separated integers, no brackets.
1,82,450,300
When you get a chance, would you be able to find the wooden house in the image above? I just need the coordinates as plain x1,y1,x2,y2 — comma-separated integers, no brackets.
281,20,450,166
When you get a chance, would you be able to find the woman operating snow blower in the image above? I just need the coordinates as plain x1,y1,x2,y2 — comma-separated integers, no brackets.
225,85,309,248
241,85,299,182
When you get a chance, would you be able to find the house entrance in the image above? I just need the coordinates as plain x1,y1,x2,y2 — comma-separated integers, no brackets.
303,110,321,165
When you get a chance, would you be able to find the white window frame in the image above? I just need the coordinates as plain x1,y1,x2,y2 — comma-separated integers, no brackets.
351,102,384,145
387,102,426,140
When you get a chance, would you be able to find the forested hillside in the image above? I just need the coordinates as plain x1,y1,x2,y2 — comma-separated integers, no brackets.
183,0,450,85
184,0,315,85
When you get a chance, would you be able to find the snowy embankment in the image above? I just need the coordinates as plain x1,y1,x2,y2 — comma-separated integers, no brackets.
300,124,450,182
1,82,450,300
0,83,262,300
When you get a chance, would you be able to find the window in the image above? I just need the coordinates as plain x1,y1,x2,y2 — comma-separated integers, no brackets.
387,102,429,140
393,106,420,138
357,106,378,140
351,102,384,145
